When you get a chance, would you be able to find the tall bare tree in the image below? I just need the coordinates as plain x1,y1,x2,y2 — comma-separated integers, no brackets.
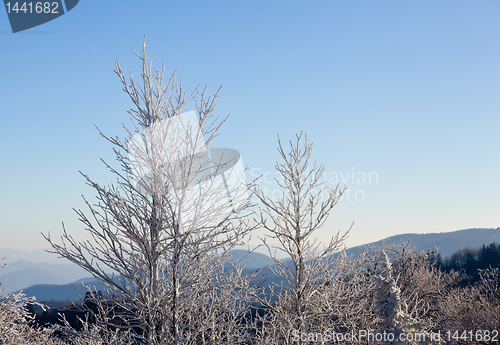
43,39,256,345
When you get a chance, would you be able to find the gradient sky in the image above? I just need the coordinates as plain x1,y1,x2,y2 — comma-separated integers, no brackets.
1,0,499,251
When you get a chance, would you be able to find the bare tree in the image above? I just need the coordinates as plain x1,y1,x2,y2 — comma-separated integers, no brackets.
250,133,359,344
43,39,256,345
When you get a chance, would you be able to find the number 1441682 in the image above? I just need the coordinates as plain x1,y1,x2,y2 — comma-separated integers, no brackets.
5,2,59,14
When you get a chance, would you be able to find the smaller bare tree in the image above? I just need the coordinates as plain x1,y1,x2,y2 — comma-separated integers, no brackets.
251,133,359,345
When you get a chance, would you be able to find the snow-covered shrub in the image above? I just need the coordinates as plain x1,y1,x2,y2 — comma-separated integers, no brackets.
0,258,63,345
371,250,440,345
439,267,500,333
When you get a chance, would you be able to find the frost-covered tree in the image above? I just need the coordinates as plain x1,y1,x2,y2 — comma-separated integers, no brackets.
43,39,256,345
372,251,436,345
388,243,456,326
373,251,408,335
251,133,364,344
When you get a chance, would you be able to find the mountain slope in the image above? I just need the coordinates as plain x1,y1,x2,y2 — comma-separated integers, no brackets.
347,227,500,258
229,249,276,269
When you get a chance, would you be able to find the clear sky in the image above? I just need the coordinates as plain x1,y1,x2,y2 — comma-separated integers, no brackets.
1,0,499,251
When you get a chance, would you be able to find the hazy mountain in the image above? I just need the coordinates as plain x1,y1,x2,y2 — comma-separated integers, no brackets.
1,260,88,278
234,244,291,260
347,227,500,258
0,248,66,264
1,268,67,295
229,249,276,269
0,260,90,295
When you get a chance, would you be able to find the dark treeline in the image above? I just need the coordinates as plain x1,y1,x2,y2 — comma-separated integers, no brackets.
437,242,500,283
28,292,105,332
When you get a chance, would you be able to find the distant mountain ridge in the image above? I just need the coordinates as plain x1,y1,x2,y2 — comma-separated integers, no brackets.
18,278,109,303
346,227,500,258
2,226,499,302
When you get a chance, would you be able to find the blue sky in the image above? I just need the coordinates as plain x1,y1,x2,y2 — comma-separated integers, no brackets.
1,0,499,251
